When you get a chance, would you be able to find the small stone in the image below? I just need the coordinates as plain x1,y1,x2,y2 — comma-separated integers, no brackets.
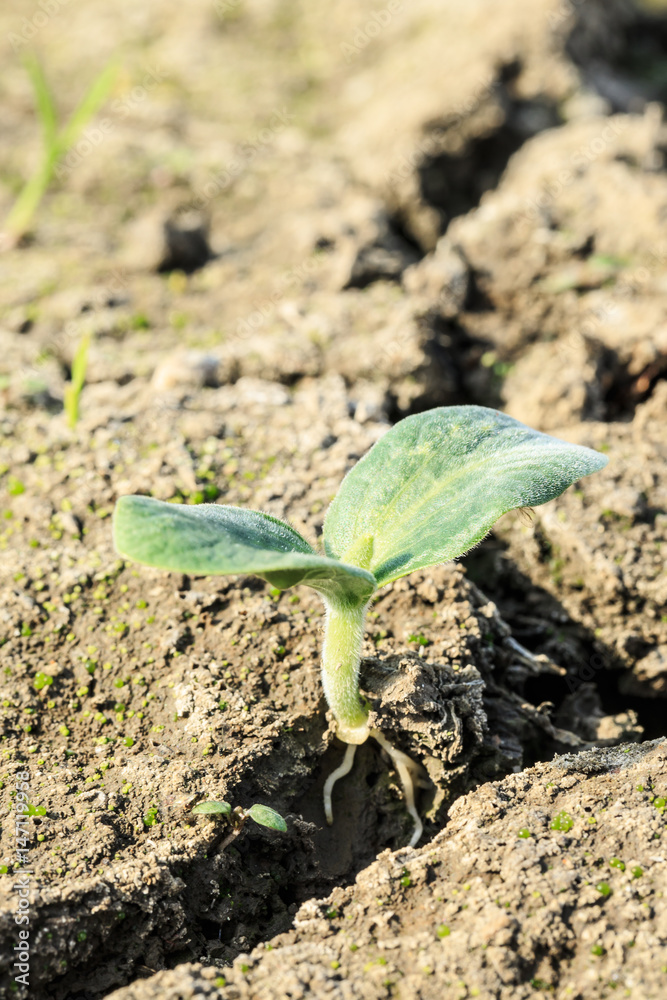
151,350,219,392
403,237,470,317
56,511,82,538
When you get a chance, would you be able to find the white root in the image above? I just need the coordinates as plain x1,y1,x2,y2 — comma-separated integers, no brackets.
323,742,358,825
371,729,424,848
322,731,427,848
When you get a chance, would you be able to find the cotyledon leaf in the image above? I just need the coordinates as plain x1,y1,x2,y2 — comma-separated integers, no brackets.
246,804,288,832
323,405,608,588
113,495,376,603
192,801,232,816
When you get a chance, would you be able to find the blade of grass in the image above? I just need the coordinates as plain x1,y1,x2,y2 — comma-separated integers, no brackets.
64,330,91,429
3,160,56,245
4,54,59,242
55,60,117,156
23,52,58,147
3,56,117,246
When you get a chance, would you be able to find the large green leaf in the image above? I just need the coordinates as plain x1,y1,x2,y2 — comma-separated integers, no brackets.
113,496,375,602
324,405,608,587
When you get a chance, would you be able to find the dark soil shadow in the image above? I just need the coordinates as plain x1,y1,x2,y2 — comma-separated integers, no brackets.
463,535,667,757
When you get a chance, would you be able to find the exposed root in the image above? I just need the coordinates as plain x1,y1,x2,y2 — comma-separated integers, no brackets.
504,635,564,677
371,729,425,848
323,730,427,848
323,742,358,825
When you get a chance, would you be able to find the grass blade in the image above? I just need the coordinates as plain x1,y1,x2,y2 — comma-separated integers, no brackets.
23,51,58,146
63,330,91,429
3,57,117,245
56,60,117,155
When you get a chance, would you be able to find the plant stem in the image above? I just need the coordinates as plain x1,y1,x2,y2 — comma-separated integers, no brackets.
320,596,371,745
219,824,244,852
320,593,426,847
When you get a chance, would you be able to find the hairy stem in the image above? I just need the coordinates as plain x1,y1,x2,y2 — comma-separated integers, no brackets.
320,596,371,745
319,592,426,846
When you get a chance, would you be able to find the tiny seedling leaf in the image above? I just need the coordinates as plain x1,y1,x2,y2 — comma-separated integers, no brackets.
324,405,608,587
23,52,58,147
113,496,376,602
192,800,232,816
64,330,91,428
4,57,117,245
246,804,287,832
56,60,118,156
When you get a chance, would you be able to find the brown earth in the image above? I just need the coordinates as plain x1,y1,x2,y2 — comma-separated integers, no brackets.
106,740,667,1000
0,0,666,998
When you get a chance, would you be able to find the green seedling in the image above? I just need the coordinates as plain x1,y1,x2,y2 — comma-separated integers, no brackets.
3,53,116,247
192,799,287,848
193,799,286,831
64,330,91,428
113,405,608,846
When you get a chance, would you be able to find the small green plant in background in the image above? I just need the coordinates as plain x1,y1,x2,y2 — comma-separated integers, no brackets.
63,330,91,429
192,799,286,830
192,799,287,848
2,53,116,247
113,405,608,846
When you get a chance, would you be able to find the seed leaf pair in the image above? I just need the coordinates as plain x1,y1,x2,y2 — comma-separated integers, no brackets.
113,406,607,599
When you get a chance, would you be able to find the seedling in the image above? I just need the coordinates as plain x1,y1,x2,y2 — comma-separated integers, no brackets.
113,405,607,845
64,330,91,428
192,799,287,849
2,53,116,247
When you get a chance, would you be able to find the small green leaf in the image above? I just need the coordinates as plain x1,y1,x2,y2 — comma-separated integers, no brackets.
246,804,287,832
113,496,375,602
324,406,608,587
56,59,118,158
192,800,232,816
23,51,58,146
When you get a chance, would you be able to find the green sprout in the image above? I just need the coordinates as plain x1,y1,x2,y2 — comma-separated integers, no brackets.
3,53,116,247
192,799,287,846
192,799,287,831
64,331,91,429
113,405,608,846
